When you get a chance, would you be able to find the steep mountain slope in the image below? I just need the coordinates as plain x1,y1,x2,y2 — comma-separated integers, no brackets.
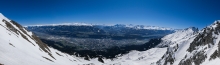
157,20,220,65
157,27,199,47
0,13,104,65
156,28,198,65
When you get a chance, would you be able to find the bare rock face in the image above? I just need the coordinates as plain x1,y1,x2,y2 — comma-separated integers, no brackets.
156,27,198,65
157,20,220,65
180,21,220,65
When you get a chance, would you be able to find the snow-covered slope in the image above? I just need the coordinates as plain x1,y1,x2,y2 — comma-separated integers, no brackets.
157,27,198,47
157,20,220,65
156,28,199,65
0,12,175,65
3,12,220,65
0,13,104,65
103,48,167,65
0,13,172,65
102,27,200,65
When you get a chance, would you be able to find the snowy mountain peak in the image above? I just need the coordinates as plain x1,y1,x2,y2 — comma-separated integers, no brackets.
214,20,220,24
156,20,220,65
26,23,94,27
184,27,199,32
0,13,10,21
199,20,220,31
157,27,198,47
0,13,4,18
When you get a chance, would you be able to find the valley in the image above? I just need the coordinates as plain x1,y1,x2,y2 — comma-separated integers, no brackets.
1,0,220,65
26,24,174,59
1,13,220,65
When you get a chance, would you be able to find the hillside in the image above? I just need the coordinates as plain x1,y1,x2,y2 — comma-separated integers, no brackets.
0,13,103,65
2,12,220,65
157,20,220,65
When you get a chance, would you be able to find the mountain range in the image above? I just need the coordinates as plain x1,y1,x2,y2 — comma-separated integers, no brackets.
27,23,174,30
1,13,220,65
25,21,175,59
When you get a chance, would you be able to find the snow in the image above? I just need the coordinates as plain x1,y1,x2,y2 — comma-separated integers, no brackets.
157,27,198,47
156,27,199,65
157,20,220,65
189,21,220,65
103,48,167,65
0,13,168,65
0,13,10,21
26,23,174,30
0,13,92,65
26,23,95,27
199,23,220,65
3,12,220,65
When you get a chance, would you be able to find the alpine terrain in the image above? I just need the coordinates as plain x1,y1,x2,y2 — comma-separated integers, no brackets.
0,13,104,65
25,22,175,59
157,20,220,65
1,12,220,65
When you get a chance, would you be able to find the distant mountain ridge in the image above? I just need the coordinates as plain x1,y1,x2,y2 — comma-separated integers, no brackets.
26,23,175,30
25,21,175,59
3,12,220,65
25,22,175,51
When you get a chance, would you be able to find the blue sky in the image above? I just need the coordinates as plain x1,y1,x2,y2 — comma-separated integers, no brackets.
0,0,220,29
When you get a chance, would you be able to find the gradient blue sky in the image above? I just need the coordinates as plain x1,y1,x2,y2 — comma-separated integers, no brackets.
0,0,220,29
